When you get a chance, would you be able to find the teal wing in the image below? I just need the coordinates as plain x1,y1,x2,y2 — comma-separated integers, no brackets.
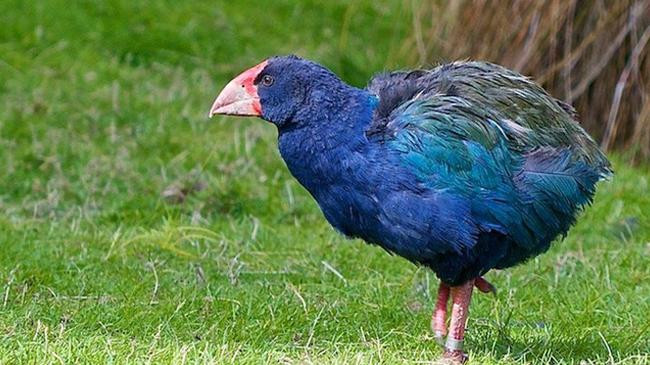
368,61,611,260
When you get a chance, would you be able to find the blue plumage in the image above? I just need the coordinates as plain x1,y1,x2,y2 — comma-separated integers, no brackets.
227,55,612,286
208,54,613,363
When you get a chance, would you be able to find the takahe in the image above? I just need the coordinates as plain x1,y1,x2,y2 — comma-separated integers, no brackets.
208,55,611,363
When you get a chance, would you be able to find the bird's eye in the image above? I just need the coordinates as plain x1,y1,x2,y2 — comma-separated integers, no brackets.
261,75,274,87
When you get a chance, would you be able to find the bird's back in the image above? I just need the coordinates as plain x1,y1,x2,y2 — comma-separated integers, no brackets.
368,62,610,169
363,61,611,284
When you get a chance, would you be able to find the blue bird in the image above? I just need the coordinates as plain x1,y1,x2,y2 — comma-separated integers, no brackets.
209,55,611,363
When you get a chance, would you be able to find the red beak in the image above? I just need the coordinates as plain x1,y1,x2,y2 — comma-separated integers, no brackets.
208,60,268,118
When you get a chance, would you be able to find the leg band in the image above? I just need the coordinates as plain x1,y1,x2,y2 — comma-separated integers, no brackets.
445,337,464,352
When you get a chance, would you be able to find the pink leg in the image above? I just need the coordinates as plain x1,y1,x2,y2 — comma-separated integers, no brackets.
443,279,475,364
431,282,450,343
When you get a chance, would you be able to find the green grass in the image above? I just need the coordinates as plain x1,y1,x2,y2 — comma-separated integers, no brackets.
1,1,649,364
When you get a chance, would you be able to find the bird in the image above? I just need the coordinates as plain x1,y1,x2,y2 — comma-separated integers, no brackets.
208,55,611,363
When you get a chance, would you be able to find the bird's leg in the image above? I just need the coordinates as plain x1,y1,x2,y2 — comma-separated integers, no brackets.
431,277,492,353
442,279,475,364
431,282,450,345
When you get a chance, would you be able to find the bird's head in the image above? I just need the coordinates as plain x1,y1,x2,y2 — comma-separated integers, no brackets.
209,55,351,128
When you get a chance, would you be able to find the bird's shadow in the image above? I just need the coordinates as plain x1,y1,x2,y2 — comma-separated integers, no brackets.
466,324,635,363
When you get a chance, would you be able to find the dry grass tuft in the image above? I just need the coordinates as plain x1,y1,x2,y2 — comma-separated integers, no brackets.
407,0,650,163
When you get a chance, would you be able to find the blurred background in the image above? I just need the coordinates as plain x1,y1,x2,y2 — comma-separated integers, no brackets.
1,0,649,363
411,0,650,164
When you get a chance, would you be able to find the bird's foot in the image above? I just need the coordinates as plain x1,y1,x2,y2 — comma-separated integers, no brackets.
433,330,446,347
474,276,496,295
441,349,469,364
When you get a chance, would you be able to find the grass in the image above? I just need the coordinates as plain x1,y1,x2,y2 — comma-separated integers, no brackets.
1,0,649,364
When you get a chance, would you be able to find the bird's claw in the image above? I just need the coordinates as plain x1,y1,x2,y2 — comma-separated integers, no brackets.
441,349,469,364
474,276,497,295
433,330,446,347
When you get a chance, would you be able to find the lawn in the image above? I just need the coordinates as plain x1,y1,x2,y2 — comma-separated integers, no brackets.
1,1,649,364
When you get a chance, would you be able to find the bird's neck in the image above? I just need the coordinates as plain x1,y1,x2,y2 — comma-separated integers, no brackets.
280,85,376,145
277,86,377,185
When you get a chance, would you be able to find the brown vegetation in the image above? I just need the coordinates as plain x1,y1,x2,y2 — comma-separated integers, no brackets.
407,0,650,163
